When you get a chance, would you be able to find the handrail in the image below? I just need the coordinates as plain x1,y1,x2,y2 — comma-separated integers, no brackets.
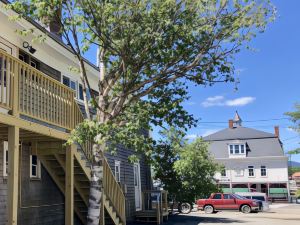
0,49,83,130
102,153,126,225
1,49,126,224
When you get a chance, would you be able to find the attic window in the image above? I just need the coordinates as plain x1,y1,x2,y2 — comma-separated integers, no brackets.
228,144,246,155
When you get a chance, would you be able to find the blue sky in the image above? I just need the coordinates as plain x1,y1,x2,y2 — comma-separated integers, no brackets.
85,1,300,162
181,0,300,162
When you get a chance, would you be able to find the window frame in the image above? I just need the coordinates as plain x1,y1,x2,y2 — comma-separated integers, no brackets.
114,160,121,183
248,166,255,177
78,83,91,102
30,154,41,179
62,75,78,98
3,141,8,177
228,143,246,155
260,165,267,177
212,193,222,199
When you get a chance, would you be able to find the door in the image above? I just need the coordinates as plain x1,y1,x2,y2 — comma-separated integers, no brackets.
222,194,238,209
134,162,142,211
211,193,223,210
0,37,17,109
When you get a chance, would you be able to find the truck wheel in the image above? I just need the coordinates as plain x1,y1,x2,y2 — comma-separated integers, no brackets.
241,205,251,213
179,203,192,214
204,205,214,214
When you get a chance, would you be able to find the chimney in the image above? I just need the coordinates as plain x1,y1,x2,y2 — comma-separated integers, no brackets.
42,4,62,39
49,6,62,38
229,120,233,129
274,126,279,138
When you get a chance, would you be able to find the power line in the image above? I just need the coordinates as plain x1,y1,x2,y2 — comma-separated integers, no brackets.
198,117,290,124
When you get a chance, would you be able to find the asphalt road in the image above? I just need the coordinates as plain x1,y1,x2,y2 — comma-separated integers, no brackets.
131,204,300,225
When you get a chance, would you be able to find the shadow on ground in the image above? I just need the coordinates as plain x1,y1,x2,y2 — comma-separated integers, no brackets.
128,213,245,225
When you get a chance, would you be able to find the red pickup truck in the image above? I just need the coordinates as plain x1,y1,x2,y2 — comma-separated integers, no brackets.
196,193,259,214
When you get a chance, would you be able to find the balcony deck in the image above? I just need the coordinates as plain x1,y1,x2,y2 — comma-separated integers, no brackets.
0,48,83,134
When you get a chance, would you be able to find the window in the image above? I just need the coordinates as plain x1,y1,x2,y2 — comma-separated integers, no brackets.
78,84,91,101
261,166,267,177
213,194,222,199
248,166,254,177
30,155,41,179
221,168,226,177
229,145,233,154
63,76,77,97
3,141,8,177
114,160,121,182
224,194,234,199
228,144,246,155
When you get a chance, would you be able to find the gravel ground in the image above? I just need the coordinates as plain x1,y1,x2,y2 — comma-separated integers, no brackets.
130,204,300,225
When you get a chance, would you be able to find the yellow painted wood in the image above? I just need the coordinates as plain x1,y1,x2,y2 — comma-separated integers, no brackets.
65,144,75,225
0,113,70,140
7,126,20,225
0,49,84,130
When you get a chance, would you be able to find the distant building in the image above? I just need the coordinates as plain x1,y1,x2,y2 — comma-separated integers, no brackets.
203,112,289,201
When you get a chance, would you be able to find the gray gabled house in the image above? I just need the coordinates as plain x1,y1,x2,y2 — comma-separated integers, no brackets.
203,112,289,201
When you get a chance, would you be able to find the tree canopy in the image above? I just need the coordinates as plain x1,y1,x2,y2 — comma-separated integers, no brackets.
152,129,220,203
7,0,276,160
7,1,276,223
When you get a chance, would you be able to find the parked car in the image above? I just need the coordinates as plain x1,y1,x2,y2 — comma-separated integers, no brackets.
168,200,196,214
235,192,270,211
196,193,260,214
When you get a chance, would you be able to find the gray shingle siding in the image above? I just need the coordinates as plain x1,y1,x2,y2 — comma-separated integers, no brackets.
0,143,84,225
105,145,152,221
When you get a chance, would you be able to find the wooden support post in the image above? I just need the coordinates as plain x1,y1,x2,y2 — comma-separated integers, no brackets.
11,61,19,116
7,126,20,225
65,144,75,225
100,192,105,225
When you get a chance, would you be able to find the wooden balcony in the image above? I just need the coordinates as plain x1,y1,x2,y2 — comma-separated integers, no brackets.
0,48,126,225
0,49,83,131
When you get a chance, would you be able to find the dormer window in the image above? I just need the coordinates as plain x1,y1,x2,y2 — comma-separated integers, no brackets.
228,144,246,155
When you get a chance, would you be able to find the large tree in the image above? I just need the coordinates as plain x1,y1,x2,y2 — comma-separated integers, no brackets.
152,129,220,207
8,0,275,224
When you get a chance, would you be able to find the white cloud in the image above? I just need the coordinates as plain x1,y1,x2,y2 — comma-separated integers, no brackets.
201,95,225,107
225,97,256,106
201,96,255,107
185,134,198,140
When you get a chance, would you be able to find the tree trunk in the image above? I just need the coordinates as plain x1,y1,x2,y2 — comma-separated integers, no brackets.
87,144,104,225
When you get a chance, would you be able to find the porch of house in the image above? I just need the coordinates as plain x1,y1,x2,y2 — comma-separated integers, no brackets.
220,182,289,201
0,48,126,225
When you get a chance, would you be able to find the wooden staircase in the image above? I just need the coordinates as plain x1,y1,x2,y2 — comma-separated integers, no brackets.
37,143,126,225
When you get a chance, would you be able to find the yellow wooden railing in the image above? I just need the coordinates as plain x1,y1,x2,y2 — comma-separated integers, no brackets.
103,154,126,225
0,48,126,224
0,49,82,130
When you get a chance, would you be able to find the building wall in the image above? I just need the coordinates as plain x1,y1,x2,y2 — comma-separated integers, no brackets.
0,4,99,92
106,145,152,221
215,156,289,184
0,142,8,225
0,142,85,225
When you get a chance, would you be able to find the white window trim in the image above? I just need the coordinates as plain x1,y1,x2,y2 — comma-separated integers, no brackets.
62,75,78,99
30,155,41,179
3,141,8,177
260,165,267,177
248,166,255,177
114,160,121,183
228,143,246,155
